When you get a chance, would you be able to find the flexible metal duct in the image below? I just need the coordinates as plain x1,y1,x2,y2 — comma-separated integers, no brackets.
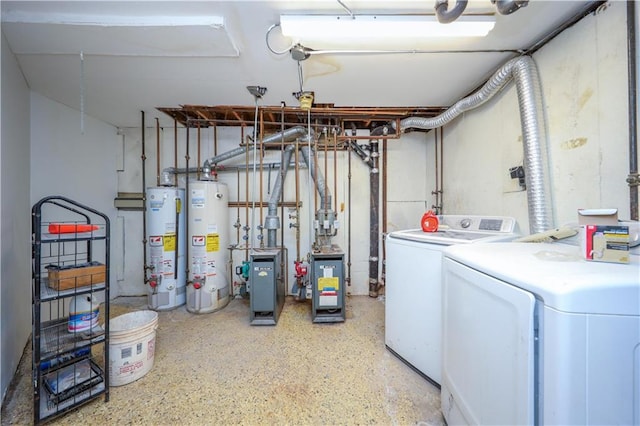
266,144,296,247
397,55,553,234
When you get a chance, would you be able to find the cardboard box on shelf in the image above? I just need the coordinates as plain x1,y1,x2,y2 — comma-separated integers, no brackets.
47,262,106,290
578,209,629,264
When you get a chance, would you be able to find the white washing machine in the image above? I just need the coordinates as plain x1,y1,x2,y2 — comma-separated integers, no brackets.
384,215,518,387
441,241,640,425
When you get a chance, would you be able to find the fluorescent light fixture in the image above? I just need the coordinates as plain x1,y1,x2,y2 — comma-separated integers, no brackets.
280,15,495,39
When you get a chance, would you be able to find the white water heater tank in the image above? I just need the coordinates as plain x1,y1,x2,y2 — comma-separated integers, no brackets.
187,180,230,314
146,187,186,310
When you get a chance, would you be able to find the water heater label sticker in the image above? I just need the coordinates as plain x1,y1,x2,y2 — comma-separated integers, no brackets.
163,234,176,251
149,200,164,209
192,235,205,246
165,223,176,234
191,189,205,208
207,234,220,252
207,225,219,233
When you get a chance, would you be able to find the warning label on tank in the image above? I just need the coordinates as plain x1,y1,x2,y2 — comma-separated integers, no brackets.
163,233,176,252
149,236,163,247
206,234,219,252
192,235,205,246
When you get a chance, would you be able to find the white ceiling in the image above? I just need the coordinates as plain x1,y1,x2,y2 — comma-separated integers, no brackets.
1,1,594,129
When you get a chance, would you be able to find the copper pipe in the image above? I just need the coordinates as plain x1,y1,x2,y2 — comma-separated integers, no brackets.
280,104,286,253
333,126,338,213
313,139,319,217
295,139,301,261
213,125,218,157
236,168,241,246
324,126,329,213
155,118,161,186
173,118,178,186
259,108,264,247
381,138,388,290
243,126,249,261
432,129,442,214
346,136,352,287
229,201,298,208
196,123,201,181
184,123,190,279
438,127,444,214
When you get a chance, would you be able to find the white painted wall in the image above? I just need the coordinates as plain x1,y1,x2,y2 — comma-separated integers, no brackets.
436,2,633,231
1,31,31,402
30,92,120,300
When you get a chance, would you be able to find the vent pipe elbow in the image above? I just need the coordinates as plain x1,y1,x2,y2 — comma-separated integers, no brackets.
435,0,469,24
493,0,529,15
160,168,176,186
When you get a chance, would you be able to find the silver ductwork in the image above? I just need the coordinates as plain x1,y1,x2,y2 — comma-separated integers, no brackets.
398,56,553,234
201,146,251,180
161,126,314,184
300,146,331,210
266,145,296,247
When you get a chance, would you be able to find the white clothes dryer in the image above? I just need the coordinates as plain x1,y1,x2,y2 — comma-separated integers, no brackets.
441,241,640,425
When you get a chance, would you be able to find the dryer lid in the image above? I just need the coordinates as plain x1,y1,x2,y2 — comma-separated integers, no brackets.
444,242,640,315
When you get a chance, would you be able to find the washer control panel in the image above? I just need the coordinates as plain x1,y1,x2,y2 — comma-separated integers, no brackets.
440,215,518,234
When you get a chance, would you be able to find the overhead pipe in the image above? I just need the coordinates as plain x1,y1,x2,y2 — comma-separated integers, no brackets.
160,126,313,185
492,0,528,15
396,55,553,234
156,118,161,186
434,0,468,24
266,145,296,247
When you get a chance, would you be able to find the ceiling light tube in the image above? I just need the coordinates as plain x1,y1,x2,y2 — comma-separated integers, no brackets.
280,15,495,39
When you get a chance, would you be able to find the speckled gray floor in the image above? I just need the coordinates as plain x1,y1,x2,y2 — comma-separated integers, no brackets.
2,295,444,425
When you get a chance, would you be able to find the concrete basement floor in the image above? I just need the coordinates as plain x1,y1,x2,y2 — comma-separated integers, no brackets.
2,295,444,425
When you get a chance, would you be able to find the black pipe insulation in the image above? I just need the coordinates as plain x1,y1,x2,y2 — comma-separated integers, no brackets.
628,0,639,221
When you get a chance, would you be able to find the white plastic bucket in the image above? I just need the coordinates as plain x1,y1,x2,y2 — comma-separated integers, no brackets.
108,310,158,387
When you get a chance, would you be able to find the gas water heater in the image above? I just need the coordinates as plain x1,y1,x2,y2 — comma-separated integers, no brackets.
146,187,186,310
186,180,230,314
